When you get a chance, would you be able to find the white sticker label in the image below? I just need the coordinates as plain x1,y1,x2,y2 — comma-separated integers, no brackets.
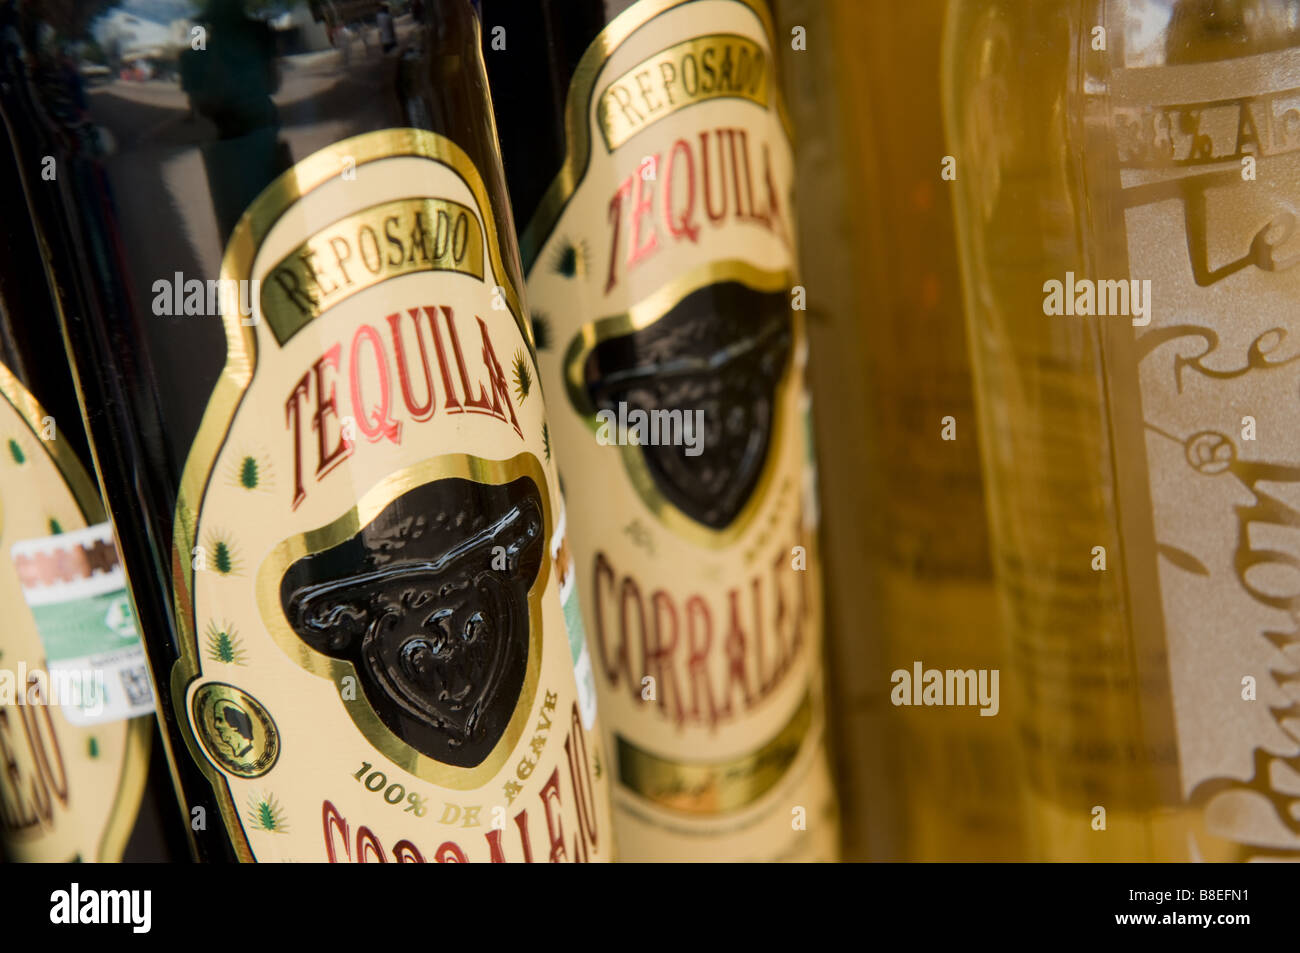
11,522,154,725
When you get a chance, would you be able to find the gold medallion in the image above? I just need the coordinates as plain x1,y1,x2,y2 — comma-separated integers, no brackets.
193,683,281,779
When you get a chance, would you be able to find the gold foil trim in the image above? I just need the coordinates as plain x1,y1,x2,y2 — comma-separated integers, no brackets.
596,33,770,150
95,720,153,861
260,196,486,346
0,361,104,525
616,691,811,814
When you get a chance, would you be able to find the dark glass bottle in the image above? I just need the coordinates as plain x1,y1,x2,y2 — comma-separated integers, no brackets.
484,0,839,860
1,0,611,862
0,126,188,862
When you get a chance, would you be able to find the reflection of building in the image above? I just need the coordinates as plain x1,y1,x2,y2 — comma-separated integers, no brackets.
94,9,175,60
93,6,193,80
169,18,196,48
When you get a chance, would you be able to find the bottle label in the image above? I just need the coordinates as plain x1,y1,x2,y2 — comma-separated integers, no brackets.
1107,45,1300,858
172,129,611,862
12,522,154,726
522,0,836,859
0,362,152,861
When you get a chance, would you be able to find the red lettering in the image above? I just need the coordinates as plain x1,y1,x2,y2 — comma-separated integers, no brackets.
322,800,350,862
700,129,729,223
663,138,700,243
392,839,426,862
602,130,783,292
387,309,437,421
723,589,752,715
476,316,522,437
605,175,634,293
620,575,648,705
356,825,387,862
589,533,808,730
350,323,401,444
425,305,463,413
435,841,469,863
564,703,599,857
539,769,567,863
487,808,536,862
284,302,528,504
686,595,717,727
593,552,626,687
442,306,493,414
312,343,351,479
286,371,311,509
648,590,682,726
626,154,660,272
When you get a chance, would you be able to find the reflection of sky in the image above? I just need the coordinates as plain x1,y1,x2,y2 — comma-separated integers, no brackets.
1125,0,1175,67
91,1,189,51
90,0,296,52
122,0,194,20
93,0,298,37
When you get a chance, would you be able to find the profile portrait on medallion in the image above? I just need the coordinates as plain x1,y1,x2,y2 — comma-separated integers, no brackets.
279,475,543,769
193,682,280,778
580,280,792,529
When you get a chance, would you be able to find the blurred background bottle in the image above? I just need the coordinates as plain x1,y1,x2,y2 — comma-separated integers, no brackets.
0,129,187,862
945,0,1300,860
774,0,1025,861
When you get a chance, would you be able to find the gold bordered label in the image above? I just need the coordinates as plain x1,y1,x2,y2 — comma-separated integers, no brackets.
171,128,611,862
0,362,151,861
596,33,771,150
523,0,837,860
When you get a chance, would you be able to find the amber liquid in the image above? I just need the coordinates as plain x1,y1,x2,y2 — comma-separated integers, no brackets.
943,0,1300,860
772,0,1025,861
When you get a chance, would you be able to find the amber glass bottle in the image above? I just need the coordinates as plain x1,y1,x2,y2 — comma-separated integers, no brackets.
946,0,1300,860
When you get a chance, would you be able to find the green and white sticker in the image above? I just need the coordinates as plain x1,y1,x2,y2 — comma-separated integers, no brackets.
553,505,598,731
10,521,154,725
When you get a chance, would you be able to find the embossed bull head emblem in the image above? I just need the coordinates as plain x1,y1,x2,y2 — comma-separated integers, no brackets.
581,281,792,529
280,476,542,768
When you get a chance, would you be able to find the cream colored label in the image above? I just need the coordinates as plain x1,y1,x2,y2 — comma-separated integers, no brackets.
0,363,151,861
1113,47,1300,859
172,129,612,862
523,0,835,860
